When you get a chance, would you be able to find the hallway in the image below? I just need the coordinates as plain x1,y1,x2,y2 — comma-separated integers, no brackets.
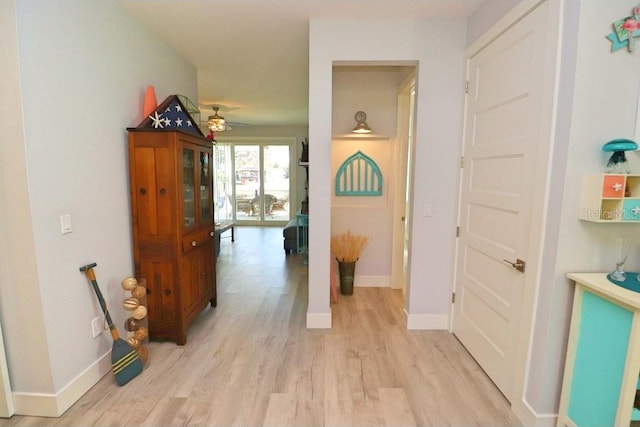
0,227,520,426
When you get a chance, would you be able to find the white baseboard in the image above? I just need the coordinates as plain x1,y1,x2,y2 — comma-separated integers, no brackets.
512,399,557,427
306,312,332,329
405,311,449,330
13,351,111,417
355,275,390,287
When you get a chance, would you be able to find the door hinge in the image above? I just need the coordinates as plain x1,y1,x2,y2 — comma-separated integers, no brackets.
456,226,460,237
465,80,469,94
460,156,464,168
452,292,456,303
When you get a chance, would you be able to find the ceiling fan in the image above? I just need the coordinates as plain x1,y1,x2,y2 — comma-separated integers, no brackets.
206,106,229,131
202,105,249,132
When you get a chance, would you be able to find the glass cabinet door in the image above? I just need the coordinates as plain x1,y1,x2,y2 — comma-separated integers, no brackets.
199,150,212,224
183,148,196,228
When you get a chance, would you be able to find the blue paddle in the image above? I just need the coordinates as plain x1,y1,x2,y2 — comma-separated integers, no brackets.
79,263,143,386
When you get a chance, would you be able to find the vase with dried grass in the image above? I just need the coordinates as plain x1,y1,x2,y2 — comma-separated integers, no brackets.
331,231,369,295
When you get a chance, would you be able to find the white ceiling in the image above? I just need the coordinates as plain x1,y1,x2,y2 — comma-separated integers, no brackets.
119,0,483,127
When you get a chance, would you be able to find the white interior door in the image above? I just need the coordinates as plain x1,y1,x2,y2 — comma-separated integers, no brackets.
452,1,551,401
391,77,415,293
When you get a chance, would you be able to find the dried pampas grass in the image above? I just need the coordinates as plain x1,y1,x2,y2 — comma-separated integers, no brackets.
331,230,369,263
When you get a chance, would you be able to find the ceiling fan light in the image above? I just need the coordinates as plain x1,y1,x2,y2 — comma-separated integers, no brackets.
208,117,226,132
207,106,227,132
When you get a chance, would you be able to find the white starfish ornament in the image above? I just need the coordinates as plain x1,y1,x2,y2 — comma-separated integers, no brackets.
149,111,164,129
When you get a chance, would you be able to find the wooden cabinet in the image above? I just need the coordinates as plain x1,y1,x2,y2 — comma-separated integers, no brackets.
579,174,640,222
127,129,216,345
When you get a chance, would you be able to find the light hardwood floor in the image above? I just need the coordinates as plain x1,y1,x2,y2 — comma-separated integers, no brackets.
1,227,521,426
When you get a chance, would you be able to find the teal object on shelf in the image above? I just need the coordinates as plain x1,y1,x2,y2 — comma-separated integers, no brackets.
602,139,638,152
607,271,640,292
335,150,383,196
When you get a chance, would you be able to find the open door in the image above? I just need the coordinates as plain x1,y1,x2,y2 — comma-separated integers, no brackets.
391,74,415,299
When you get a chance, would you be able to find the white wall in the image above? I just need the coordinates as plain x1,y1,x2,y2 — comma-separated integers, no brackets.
332,67,403,136
466,0,518,45
332,137,393,279
527,0,640,416
308,18,466,327
0,0,198,415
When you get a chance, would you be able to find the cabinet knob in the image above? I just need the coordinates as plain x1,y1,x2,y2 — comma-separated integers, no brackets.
210,231,214,237
164,289,171,296
159,188,167,195
191,241,197,247
139,187,146,195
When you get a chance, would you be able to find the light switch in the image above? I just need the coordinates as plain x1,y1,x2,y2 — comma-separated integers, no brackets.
60,214,72,234
424,204,433,217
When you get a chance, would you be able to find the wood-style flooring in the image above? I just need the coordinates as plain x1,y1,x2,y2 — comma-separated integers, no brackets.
1,226,521,426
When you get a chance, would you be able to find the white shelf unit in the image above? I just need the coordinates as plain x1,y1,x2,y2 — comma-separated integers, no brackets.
579,174,640,222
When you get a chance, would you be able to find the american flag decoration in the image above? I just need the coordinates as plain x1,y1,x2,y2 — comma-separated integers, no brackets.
134,94,204,138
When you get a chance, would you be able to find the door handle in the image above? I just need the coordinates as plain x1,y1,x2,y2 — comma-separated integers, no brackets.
503,258,526,273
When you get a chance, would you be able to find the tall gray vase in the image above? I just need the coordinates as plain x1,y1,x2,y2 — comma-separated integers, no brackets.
338,260,356,296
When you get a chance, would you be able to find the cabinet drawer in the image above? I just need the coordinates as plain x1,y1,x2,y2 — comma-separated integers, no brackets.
182,227,215,253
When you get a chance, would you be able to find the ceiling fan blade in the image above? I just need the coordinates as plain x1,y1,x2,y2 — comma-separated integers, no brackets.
226,121,250,128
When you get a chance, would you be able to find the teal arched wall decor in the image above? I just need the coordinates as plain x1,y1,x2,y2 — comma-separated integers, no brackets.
335,150,383,196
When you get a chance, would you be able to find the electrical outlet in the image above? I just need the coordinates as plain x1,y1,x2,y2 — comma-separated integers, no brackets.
91,316,103,338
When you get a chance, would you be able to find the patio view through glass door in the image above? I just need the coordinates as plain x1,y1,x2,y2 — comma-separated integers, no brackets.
213,142,290,224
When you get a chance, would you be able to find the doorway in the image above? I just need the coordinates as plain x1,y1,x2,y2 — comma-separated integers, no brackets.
331,64,416,302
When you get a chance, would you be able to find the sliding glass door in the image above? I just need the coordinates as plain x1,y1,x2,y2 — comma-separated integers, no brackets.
234,145,260,220
213,140,291,224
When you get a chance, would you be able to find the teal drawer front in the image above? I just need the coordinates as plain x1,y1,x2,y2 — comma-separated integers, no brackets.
567,290,633,426
623,200,640,220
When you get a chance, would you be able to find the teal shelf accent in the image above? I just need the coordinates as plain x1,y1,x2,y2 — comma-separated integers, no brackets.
623,200,640,221
335,150,382,196
567,290,633,426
